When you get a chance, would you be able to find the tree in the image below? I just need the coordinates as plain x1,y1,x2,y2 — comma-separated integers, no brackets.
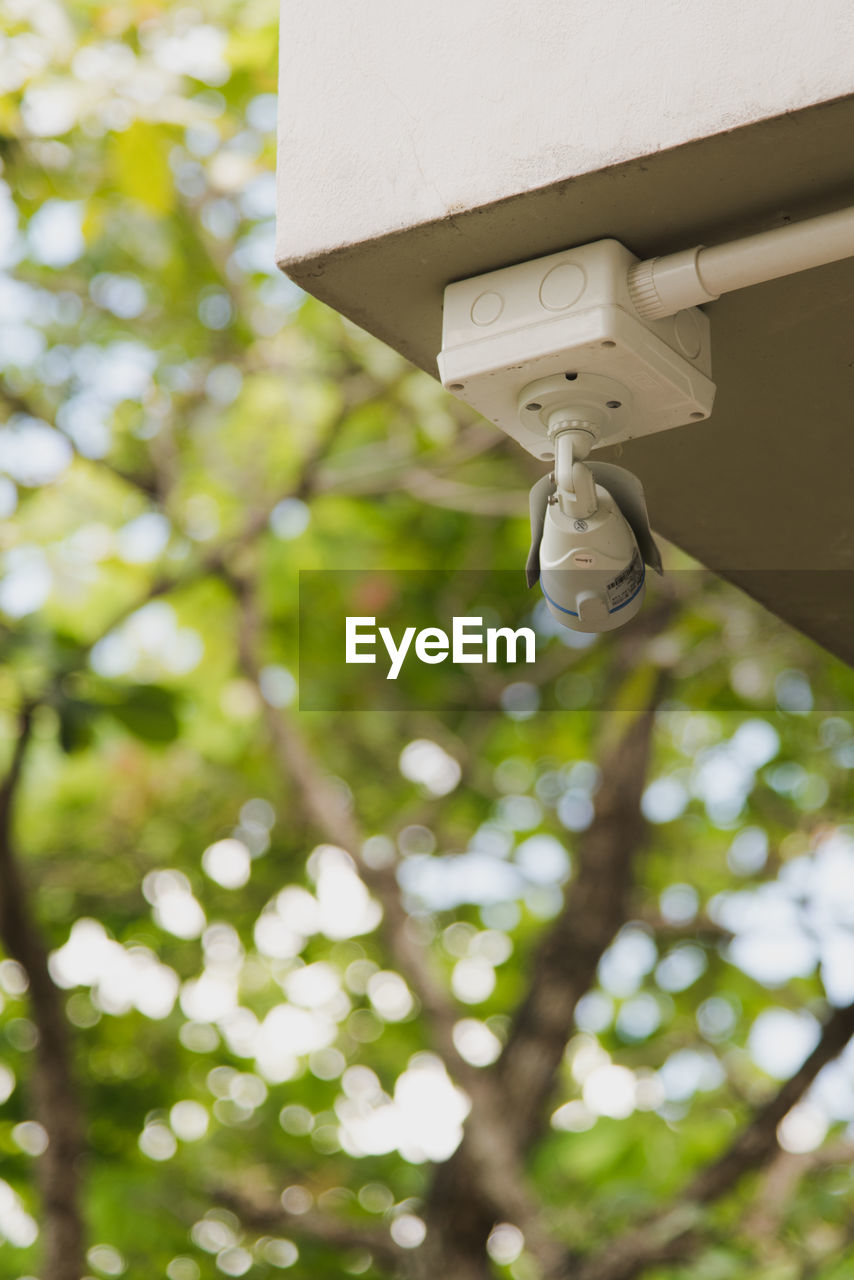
0,4,853,1280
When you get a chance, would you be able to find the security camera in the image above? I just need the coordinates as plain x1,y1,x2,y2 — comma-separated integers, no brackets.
437,238,716,632
518,373,662,632
526,437,662,635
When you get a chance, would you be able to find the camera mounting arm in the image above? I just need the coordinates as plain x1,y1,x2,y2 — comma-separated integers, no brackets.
551,421,599,521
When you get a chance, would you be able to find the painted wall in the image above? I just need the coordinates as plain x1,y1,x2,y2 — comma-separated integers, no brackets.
277,0,854,263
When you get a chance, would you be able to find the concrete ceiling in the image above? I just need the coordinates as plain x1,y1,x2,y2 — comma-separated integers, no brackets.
279,96,854,665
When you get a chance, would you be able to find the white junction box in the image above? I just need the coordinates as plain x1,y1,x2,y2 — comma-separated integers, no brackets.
437,239,715,460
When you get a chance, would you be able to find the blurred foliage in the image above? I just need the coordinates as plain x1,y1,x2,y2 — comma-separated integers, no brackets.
0,3,852,1280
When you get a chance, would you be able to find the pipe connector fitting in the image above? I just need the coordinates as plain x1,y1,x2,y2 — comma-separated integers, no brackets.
628,247,719,319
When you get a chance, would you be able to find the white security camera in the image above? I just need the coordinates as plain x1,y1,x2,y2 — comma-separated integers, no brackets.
526,440,662,634
437,238,716,633
520,372,662,633
520,371,662,631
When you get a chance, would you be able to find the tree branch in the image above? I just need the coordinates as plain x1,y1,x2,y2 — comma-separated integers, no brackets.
212,1186,409,1274
739,1139,854,1243
690,1001,854,1202
0,379,161,500
574,999,854,1280
498,672,669,1147
421,655,672,1280
0,705,86,1280
225,567,568,1279
225,567,468,1071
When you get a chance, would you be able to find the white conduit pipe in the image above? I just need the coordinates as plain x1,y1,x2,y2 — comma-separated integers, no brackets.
628,205,854,319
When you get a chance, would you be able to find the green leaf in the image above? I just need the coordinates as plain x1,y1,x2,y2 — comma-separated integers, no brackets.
109,122,173,215
57,699,96,754
107,686,180,743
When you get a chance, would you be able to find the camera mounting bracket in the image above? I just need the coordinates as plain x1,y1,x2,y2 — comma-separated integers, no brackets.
437,238,715,461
